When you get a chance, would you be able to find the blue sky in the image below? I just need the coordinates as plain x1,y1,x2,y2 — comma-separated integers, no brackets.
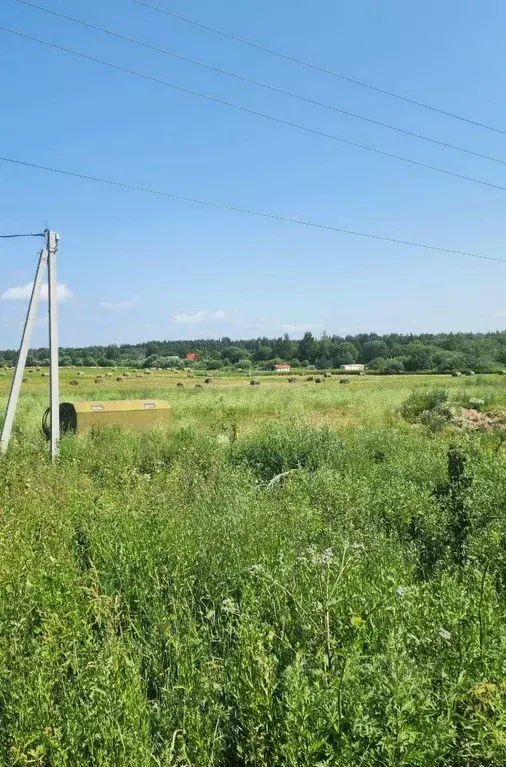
1,0,506,348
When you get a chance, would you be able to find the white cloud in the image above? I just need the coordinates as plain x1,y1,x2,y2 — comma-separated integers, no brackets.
98,295,139,311
282,323,321,334
1,282,73,302
173,308,271,329
173,309,208,324
173,309,229,324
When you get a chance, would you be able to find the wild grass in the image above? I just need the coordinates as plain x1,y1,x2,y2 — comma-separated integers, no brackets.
0,372,505,765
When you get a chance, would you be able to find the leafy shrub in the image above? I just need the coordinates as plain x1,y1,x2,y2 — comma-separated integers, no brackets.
455,393,495,412
231,423,343,481
419,407,451,434
400,388,452,424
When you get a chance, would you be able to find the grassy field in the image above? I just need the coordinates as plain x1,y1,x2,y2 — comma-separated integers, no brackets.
1,370,506,765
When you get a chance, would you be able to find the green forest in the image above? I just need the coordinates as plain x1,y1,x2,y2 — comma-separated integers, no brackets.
2,330,506,373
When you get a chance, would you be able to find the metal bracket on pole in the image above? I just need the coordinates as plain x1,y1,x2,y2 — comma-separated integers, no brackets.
0,230,60,460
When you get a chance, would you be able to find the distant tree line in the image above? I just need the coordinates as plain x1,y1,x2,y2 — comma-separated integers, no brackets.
1,330,506,373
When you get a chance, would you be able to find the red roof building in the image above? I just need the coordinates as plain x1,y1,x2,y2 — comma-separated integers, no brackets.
186,353,197,361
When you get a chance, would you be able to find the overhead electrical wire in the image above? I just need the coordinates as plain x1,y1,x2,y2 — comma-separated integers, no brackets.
3,25,506,196
1,155,504,264
131,0,506,137
0,231,45,238
14,0,506,168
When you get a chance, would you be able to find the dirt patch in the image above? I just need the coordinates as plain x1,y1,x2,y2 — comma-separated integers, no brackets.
458,408,506,432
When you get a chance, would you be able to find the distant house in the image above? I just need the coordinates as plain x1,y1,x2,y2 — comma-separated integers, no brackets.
340,363,366,371
186,353,197,361
274,364,291,373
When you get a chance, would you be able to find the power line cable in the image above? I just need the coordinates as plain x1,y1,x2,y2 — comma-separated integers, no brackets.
131,0,506,137
3,25,506,196
1,155,504,263
0,231,45,238
14,0,506,168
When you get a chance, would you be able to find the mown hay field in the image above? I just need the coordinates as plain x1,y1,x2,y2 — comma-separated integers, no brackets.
1,370,506,766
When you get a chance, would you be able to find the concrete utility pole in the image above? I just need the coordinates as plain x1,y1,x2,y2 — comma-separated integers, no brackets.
0,230,60,461
47,230,60,461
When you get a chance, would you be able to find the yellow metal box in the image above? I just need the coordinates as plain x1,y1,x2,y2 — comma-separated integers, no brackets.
59,399,171,434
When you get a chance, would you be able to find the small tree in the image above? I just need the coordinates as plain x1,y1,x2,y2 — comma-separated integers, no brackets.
142,354,158,369
222,347,249,364
361,340,389,363
253,346,273,361
381,358,405,374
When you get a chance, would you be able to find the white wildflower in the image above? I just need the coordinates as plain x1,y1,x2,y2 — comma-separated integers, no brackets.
221,597,238,615
308,546,334,566
321,548,334,565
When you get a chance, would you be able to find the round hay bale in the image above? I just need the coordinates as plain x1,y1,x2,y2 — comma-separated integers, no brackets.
77,371,84,376
122,372,130,377
41,372,47,377
250,379,261,386
451,371,462,377
340,378,351,384
144,370,152,375
287,377,297,383
498,370,506,376
204,377,213,384
194,383,202,389
306,376,314,382
22,377,29,383
116,376,123,382
70,379,78,386
176,382,184,388
94,377,103,384
314,377,323,384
